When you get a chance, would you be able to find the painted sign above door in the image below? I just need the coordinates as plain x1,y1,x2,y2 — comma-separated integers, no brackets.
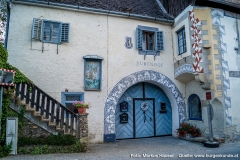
136,61,163,67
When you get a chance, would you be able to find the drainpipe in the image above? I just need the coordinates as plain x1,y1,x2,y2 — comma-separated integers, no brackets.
4,0,10,49
236,17,240,55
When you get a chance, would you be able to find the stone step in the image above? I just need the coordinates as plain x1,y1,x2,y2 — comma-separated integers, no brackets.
32,111,42,117
48,121,56,127
56,127,64,132
40,116,50,122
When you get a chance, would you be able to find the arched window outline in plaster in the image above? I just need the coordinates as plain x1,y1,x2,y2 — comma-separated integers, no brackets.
188,94,202,121
103,70,186,142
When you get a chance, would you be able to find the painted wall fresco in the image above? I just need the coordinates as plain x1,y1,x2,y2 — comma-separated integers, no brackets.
211,9,232,125
189,10,203,73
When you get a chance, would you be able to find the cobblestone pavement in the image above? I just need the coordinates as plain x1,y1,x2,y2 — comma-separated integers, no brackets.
2,136,240,160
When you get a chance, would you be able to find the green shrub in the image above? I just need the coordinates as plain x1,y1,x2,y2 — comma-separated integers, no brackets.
0,141,12,158
17,141,87,155
18,134,78,147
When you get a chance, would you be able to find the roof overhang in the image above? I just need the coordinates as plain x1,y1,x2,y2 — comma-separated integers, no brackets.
11,0,174,25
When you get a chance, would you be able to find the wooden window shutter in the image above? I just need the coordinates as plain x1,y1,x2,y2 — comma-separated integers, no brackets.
136,28,143,50
155,31,164,51
61,23,70,43
31,18,42,40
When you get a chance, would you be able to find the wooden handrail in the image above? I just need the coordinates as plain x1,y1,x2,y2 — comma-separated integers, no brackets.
14,83,78,137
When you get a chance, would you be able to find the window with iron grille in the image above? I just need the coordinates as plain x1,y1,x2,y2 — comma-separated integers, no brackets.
32,18,70,44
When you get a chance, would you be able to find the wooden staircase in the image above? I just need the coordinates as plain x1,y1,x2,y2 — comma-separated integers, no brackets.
9,83,79,137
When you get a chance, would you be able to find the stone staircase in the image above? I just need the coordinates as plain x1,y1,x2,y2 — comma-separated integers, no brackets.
9,83,79,137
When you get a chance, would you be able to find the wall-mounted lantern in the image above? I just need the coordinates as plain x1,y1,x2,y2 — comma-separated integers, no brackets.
0,68,16,138
0,68,16,86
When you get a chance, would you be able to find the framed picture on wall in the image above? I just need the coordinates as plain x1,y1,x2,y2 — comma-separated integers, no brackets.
83,55,103,90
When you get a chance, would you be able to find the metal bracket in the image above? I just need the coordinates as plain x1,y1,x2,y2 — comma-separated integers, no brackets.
144,52,147,60
154,52,158,61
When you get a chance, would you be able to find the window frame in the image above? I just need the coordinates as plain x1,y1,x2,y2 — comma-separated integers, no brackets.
188,94,202,121
41,20,62,44
61,92,84,113
136,25,164,56
177,27,187,55
32,18,70,44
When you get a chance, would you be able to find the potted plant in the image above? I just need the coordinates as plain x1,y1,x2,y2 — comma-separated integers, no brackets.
72,101,91,114
176,123,201,139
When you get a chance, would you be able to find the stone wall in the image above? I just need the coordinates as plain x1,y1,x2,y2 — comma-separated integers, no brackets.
19,118,52,138
78,113,89,142
19,114,89,140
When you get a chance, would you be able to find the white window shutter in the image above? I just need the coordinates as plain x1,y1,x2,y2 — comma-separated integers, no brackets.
31,18,42,40
136,28,143,50
155,31,164,51
61,23,70,43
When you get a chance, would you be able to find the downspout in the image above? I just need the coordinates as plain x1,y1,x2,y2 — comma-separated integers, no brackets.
236,16,240,55
4,0,10,49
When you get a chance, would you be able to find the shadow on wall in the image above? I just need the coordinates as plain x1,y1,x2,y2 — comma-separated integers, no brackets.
211,98,224,138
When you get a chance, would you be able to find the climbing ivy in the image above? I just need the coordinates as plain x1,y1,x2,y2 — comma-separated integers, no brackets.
0,43,7,67
0,43,30,157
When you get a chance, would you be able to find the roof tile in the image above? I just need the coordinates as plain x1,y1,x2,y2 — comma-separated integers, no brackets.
44,0,174,20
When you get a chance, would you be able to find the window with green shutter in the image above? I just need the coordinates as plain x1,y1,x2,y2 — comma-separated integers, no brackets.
136,25,164,56
32,18,70,44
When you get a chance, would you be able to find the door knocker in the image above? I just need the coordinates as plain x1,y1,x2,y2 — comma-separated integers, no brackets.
141,102,148,123
141,102,149,111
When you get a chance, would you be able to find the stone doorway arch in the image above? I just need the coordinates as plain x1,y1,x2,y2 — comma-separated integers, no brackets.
104,70,186,142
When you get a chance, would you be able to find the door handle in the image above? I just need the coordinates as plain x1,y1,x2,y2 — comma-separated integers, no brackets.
150,117,152,121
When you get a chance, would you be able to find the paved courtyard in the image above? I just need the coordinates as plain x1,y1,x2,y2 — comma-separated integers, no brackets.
2,136,240,160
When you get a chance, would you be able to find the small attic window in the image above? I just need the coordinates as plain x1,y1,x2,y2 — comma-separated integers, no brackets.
31,18,70,44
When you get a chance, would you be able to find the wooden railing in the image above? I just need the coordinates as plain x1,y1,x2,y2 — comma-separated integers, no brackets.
15,83,78,137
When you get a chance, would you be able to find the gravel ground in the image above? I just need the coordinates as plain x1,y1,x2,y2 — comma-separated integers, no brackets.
2,136,240,160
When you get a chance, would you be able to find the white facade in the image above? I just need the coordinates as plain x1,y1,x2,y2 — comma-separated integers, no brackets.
6,2,240,143
220,14,240,132
7,4,187,143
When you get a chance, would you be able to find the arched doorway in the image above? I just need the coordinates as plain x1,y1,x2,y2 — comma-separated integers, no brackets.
104,70,186,142
116,82,172,139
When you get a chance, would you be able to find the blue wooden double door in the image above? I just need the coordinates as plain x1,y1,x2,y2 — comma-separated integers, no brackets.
116,82,172,139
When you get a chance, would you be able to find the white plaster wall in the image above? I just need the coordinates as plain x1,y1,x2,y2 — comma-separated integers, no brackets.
7,4,186,142
8,4,108,143
172,6,192,61
221,16,240,132
185,80,208,134
172,18,191,61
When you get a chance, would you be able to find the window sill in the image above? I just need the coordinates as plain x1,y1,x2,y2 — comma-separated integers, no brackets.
138,50,160,56
188,119,203,122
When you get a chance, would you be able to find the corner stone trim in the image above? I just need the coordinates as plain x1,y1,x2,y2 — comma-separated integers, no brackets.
104,70,186,136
